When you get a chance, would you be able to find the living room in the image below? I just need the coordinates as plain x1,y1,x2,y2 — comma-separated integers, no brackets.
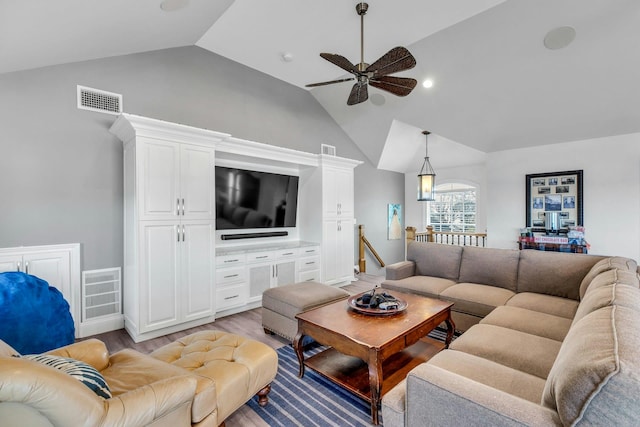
1,1,639,426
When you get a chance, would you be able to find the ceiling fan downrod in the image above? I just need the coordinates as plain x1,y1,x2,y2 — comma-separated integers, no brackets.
356,2,369,72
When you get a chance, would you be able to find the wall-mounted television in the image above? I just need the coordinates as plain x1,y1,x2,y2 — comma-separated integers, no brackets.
215,166,299,230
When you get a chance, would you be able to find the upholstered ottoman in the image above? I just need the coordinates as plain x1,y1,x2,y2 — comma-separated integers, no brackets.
150,330,278,427
262,281,350,341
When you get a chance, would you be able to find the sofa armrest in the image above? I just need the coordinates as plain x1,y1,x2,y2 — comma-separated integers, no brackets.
385,261,416,280
104,375,197,426
406,364,561,427
46,338,110,371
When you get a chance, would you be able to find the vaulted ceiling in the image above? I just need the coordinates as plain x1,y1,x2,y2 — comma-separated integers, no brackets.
2,0,638,172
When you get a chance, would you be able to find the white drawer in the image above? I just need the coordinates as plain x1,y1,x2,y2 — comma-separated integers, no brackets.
299,246,320,257
298,269,320,283
298,256,320,272
216,284,248,311
216,253,247,267
246,251,274,263
215,267,246,285
276,248,299,259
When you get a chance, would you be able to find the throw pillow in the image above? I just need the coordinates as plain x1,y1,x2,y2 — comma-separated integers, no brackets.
24,354,112,399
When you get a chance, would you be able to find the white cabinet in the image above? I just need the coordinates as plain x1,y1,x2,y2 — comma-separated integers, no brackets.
215,244,320,314
111,114,224,342
0,244,81,337
140,140,215,221
322,165,354,218
322,219,355,285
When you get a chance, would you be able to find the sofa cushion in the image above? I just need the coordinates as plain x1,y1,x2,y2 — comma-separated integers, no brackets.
458,247,520,291
440,283,515,318
579,256,638,299
480,306,571,342
450,324,561,379
407,242,462,280
542,305,640,425
382,276,456,299
427,349,547,403
573,270,640,326
505,292,578,319
517,250,604,300
23,354,112,399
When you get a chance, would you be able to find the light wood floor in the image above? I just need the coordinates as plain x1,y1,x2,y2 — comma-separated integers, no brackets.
90,274,383,427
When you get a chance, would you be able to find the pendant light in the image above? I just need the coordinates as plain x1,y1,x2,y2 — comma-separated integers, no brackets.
417,130,436,201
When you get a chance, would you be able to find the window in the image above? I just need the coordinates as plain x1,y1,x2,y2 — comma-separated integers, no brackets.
426,183,477,232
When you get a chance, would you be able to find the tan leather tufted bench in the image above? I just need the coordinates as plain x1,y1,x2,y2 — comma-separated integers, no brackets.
262,281,350,341
150,330,278,427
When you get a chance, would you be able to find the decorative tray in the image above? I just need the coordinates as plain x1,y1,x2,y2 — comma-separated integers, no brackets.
347,291,408,316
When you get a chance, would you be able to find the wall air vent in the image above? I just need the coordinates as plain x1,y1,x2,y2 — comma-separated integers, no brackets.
77,85,122,115
321,144,336,156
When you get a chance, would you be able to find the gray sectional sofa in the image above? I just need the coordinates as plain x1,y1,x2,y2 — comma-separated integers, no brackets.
381,242,640,426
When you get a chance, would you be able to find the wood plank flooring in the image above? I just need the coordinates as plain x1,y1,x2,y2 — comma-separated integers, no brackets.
89,274,383,427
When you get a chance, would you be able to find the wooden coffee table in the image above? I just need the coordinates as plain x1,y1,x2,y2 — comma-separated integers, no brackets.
293,290,454,425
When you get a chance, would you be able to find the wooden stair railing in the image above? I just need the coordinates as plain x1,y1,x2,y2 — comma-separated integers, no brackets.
358,225,385,273
406,226,487,248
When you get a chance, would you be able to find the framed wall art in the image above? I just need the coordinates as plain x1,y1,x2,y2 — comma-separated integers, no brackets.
525,170,583,232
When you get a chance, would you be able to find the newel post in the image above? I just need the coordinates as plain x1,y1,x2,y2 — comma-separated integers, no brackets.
426,225,435,243
358,225,366,273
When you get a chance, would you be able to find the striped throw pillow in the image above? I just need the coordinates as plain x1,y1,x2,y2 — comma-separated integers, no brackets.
24,354,112,399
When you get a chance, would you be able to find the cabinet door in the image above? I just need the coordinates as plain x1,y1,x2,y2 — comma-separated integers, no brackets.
248,263,272,303
322,219,355,285
139,222,180,332
322,166,354,217
0,254,22,273
275,260,296,287
180,144,215,220
181,221,214,321
140,140,180,220
23,250,71,300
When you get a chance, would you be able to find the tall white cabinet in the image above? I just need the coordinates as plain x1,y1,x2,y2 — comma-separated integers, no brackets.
111,114,227,342
300,155,361,286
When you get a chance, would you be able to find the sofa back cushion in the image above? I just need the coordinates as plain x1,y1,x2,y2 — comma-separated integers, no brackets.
407,242,463,280
458,247,519,291
517,251,604,300
579,256,638,299
542,303,640,425
572,269,640,326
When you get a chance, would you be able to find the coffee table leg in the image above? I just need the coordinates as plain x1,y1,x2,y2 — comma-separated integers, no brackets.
367,350,383,425
293,331,306,378
445,313,456,348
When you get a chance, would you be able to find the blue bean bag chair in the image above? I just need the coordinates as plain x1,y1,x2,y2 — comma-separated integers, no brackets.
0,272,75,354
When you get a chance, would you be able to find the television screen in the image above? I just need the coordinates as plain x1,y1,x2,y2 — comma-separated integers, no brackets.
215,166,299,230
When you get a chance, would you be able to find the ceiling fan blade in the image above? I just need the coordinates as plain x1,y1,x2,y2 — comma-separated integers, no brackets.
366,46,417,77
306,77,355,88
347,82,369,105
369,76,417,97
319,53,359,74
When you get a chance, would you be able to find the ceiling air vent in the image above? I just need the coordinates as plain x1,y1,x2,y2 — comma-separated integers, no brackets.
77,85,122,115
321,144,336,156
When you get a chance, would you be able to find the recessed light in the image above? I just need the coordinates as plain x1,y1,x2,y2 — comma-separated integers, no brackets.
370,93,386,106
281,52,294,62
544,26,576,50
160,0,189,12
422,79,434,89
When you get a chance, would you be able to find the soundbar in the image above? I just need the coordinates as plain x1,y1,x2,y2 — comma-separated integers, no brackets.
221,231,288,240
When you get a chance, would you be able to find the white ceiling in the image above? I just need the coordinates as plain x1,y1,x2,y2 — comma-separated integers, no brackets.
2,0,638,173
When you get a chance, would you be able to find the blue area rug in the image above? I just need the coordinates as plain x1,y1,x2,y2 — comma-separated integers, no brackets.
247,328,452,426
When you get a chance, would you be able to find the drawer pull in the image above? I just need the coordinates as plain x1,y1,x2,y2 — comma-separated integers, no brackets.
256,255,268,259
305,249,315,253
305,261,315,265
224,259,239,263
224,295,239,300
282,252,294,256
223,274,239,279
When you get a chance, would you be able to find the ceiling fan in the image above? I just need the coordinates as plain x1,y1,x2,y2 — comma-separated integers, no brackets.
306,2,418,106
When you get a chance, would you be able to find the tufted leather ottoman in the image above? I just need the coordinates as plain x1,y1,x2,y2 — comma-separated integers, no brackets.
150,330,278,427
262,281,350,341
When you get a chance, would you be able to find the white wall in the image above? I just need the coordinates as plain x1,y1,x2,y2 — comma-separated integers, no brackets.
488,132,640,261
403,132,640,262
